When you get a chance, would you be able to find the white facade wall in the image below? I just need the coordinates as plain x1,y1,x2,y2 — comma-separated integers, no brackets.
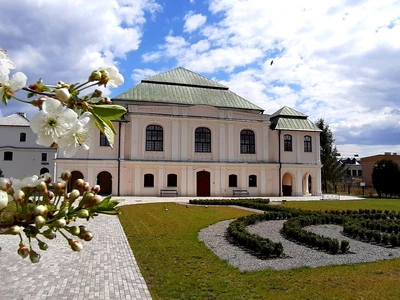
56,104,322,197
0,125,56,179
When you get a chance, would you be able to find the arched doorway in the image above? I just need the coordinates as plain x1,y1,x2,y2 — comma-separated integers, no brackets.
40,168,49,175
197,171,210,196
302,173,312,195
282,173,292,196
97,171,112,195
69,171,84,191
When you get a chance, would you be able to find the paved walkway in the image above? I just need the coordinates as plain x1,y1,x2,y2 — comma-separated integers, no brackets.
0,195,363,300
0,215,151,300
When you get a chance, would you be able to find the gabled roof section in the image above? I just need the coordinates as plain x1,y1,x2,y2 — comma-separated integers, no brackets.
113,67,264,112
0,112,30,126
273,118,321,132
270,106,308,118
142,67,228,89
270,106,321,132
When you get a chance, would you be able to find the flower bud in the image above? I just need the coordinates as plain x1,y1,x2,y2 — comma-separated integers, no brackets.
76,209,89,218
68,189,80,205
52,217,66,228
0,177,11,190
9,225,20,235
88,194,102,207
91,185,101,194
69,240,83,252
36,181,47,192
35,205,48,216
83,182,90,192
82,231,93,241
42,228,56,239
35,215,46,228
79,225,87,233
17,244,29,259
13,189,25,203
79,192,94,208
38,240,49,251
73,178,85,191
89,70,102,82
57,207,69,218
55,88,71,103
67,225,80,236
29,249,41,263
61,171,72,181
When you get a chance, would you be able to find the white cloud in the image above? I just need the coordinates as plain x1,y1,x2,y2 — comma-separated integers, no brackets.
139,0,400,157
0,0,161,117
131,68,161,83
184,12,207,32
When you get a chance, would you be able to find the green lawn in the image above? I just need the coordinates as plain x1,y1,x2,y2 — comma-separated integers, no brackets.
120,201,400,300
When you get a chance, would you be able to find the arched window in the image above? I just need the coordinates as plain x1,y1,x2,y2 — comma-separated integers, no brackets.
100,132,110,146
20,132,26,142
228,174,237,187
144,173,154,187
167,174,177,187
4,151,13,161
240,130,255,154
146,125,163,151
40,168,49,175
195,127,211,153
249,175,257,187
284,134,292,151
304,135,312,152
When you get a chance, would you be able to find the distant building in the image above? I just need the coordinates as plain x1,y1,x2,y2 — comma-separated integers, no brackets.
0,112,57,179
361,152,400,186
55,67,323,197
340,156,362,185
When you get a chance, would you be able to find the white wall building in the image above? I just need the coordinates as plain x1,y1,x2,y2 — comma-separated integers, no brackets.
0,112,57,179
55,67,322,197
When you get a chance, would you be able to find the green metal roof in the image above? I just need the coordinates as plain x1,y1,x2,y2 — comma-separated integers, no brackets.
142,67,228,89
113,67,264,112
274,118,321,132
270,106,308,118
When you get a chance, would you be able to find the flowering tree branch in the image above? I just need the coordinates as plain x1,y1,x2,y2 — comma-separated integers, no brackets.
0,47,126,263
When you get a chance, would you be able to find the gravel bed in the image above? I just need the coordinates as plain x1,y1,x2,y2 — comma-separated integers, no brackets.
199,219,400,271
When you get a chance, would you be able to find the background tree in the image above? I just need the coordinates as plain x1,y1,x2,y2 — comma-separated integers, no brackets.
372,159,400,197
315,119,347,193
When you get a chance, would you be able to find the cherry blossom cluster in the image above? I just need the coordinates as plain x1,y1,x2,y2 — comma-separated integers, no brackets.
0,47,125,262
0,171,121,263
0,47,126,157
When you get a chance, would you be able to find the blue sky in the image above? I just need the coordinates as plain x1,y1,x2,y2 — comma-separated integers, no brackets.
1,0,399,158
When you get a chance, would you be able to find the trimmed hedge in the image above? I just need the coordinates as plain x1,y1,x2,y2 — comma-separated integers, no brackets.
190,198,400,256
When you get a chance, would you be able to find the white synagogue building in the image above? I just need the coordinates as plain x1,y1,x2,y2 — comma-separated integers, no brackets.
55,67,322,197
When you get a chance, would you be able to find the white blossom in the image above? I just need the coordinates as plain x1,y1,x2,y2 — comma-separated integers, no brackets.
30,97,78,147
55,87,71,102
0,72,27,101
98,66,124,88
0,190,8,210
58,112,96,158
11,175,46,191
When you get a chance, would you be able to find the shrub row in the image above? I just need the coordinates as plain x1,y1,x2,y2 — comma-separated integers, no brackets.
228,212,285,258
282,215,349,254
343,222,400,247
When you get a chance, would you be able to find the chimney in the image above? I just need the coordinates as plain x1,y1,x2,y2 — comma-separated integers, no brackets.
393,153,398,155
384,152,391,155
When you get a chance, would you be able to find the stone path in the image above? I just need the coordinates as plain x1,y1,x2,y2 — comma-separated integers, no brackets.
0,215,151,300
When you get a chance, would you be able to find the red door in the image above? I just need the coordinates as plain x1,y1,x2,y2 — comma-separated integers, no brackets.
197,171,210,196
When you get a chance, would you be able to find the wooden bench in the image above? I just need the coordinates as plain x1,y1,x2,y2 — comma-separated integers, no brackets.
160,189,178,197
321,194,340,200
233,189,249,197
